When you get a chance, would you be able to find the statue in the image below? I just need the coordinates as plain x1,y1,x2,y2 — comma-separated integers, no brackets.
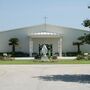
41,44,47,56
41,44,49,61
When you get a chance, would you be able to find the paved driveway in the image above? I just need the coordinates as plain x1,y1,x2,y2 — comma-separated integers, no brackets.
0,65,90,90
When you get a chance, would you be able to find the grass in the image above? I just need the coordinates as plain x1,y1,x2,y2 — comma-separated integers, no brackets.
0,59,90,64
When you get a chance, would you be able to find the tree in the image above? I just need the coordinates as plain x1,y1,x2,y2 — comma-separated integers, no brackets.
82,19,90,28
9,38,19,53
79,19,90,44
85,34,90,44
78,35,86,43
78,33,90,46
73,41,83,54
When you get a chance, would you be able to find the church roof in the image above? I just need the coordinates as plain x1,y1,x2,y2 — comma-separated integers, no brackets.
0,24,89,33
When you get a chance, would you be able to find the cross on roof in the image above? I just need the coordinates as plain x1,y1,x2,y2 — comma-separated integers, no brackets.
44,16,48,24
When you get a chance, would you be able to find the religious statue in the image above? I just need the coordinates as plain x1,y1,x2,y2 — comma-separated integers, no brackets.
41,44,47,55
41,44,49,61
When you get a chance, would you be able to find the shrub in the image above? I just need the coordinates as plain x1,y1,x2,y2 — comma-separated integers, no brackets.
0,52,29,57
0,56,4,60
51,55,57,59
34,55,41,59
12,52,29,57
76,53,90,60
54,52,59,56
76,55,84,60
32,52,38,57
87,55,90,60
83,53,90,60
65,52,78,56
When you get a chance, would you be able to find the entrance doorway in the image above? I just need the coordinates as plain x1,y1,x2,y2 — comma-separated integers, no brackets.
39,44,53,57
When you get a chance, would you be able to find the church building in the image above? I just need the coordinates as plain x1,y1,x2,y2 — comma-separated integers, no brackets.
0,24,90,57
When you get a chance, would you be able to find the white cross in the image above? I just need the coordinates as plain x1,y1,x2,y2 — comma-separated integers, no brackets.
44,16,48,24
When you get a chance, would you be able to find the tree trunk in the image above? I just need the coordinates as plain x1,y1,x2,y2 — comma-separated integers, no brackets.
12,45,15,53
77,44,81,54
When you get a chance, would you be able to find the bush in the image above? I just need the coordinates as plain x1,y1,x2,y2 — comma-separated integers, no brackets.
86,55,90,60
0,52,29,57
12,52,29,57
0,56,4,60
54,52,59,56
83,53,90,60
64,52,78,56
51,55,57,59
76,53,90,60
34,55,41,59
88,55,90,60
32,52,38,57
76,55,84,60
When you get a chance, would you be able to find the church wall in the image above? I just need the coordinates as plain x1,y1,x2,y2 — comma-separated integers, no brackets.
45,25,90,53
0,24,90,55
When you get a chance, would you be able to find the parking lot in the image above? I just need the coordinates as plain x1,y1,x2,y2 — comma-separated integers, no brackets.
0,65,90,90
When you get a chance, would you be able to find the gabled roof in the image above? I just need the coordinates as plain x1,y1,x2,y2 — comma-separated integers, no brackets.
0,24,89,33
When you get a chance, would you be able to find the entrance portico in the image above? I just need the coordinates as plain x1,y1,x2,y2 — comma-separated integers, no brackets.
28,32,63,57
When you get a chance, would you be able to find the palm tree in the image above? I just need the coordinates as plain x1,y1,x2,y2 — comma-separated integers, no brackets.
9,38,19,53
73,41,83,54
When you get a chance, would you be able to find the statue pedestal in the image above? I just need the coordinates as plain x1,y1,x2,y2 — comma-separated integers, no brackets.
41,55,49,61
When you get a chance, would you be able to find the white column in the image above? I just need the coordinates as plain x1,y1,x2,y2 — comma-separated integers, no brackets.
29,38,33,57
58,38,62,57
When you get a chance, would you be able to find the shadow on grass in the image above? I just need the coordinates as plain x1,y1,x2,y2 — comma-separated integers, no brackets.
36,74,90,84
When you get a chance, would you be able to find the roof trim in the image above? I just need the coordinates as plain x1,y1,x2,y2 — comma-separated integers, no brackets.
28,31,63,38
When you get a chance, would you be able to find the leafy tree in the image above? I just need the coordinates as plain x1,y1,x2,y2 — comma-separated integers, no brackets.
85,34,90,44
78,35,86,43
79,19,90,44
78,33,90,45
9,38,19,53
82,19,90,28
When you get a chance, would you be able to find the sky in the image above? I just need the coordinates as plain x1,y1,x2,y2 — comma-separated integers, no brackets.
0,0,90,31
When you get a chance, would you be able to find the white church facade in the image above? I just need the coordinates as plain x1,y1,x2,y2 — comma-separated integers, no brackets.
0,24,90,57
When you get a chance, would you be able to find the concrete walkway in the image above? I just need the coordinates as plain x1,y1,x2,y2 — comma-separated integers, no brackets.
0,65,90,90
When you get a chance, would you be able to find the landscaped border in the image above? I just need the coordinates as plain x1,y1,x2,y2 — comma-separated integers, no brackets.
0,59,90,64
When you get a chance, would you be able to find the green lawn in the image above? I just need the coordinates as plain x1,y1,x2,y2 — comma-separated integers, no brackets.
0,59,90,64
